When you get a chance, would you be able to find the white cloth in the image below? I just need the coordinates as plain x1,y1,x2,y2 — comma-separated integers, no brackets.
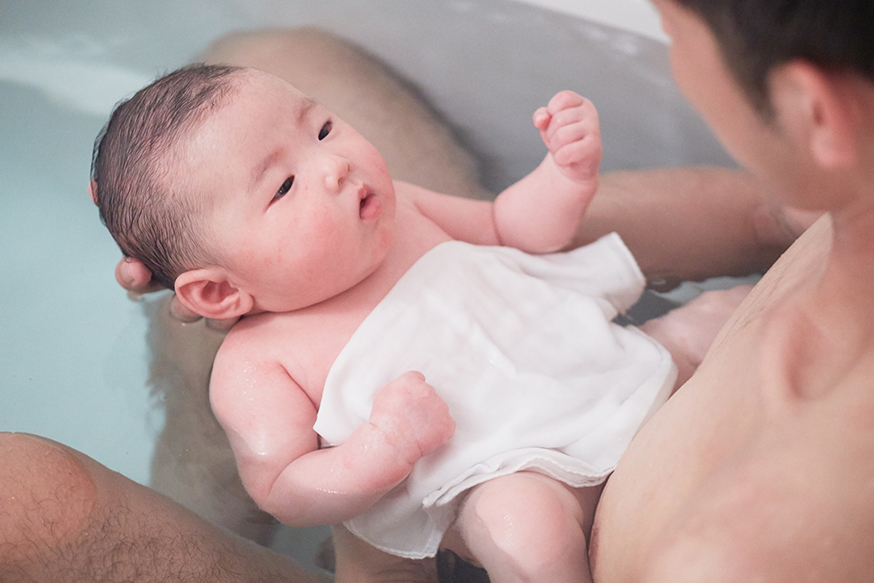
313,234,676,558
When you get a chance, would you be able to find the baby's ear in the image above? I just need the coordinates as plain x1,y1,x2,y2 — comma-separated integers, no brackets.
174,268,254,321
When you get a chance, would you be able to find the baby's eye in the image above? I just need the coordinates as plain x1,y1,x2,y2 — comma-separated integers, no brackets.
318,120,333,141
275,176,294,199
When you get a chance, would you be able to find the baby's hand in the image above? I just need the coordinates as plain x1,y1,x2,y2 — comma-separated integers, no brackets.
369,371,455,465
533,90,602,186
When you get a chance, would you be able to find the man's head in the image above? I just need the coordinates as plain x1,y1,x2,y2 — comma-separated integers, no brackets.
653,0,874,210
91,64,246,290
665,0,874,118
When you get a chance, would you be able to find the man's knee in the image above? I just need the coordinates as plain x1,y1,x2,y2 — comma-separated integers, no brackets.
0,433,98,562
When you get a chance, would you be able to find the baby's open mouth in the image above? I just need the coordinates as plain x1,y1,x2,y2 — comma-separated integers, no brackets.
359,191,381,220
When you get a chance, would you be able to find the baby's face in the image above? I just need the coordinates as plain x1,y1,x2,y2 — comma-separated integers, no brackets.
172,70,396,313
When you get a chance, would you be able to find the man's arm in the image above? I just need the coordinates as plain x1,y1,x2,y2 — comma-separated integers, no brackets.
0,432,328,583
574,166,817,289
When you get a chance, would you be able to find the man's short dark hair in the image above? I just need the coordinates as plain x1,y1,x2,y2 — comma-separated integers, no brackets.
91,64,245,289
672,0,874,117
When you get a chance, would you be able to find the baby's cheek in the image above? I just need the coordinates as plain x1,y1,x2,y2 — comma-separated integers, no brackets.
298,209,344,263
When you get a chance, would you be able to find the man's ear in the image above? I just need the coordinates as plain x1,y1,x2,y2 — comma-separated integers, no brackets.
174,268,254,321
771,61,860,170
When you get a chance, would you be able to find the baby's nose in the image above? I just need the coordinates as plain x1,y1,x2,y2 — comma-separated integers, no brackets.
324,156,351,191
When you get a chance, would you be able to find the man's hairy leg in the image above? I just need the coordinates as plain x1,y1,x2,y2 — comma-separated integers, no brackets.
0,433,326,583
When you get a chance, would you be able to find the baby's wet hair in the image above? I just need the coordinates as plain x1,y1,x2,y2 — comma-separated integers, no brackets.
91,63,247,290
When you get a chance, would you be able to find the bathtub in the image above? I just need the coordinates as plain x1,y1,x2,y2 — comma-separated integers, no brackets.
0,0,732,570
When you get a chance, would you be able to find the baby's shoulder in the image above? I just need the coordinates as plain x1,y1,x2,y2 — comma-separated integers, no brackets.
216,312,303,367
213,308,356,402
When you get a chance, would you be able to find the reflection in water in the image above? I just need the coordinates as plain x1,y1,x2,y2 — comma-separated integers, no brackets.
144,294,278,544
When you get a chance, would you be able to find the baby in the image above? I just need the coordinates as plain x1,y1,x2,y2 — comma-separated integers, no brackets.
92,64,734,582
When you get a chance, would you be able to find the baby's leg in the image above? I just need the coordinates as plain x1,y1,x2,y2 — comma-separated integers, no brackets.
640,285,753,389
450,472,602,583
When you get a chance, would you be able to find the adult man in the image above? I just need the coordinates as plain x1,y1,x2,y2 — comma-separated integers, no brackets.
590,1,874,580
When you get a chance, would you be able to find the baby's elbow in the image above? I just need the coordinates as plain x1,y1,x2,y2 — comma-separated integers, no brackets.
249,474,319,528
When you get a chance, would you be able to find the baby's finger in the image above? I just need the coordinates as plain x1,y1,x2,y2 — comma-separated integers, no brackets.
545,119,596,151
400,370,427,383
543,113,600,159
543,99,598,135
532,107,551,131
546,90,587,115
552,137,603,173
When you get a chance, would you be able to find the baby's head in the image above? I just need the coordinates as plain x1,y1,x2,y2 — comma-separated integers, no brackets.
92,64,246,290
93,64,396,320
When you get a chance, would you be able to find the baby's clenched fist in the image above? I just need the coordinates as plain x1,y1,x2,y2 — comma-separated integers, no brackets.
369,371,455,466
533,90,602,186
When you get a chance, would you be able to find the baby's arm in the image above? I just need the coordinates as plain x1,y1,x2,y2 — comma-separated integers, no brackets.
410,90,601,253
211,339,454,527
494,90,602,252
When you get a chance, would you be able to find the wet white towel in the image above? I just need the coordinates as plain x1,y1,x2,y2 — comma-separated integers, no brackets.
314,234,676,558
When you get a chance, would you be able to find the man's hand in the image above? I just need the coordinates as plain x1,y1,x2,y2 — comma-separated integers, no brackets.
115,257,238,331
